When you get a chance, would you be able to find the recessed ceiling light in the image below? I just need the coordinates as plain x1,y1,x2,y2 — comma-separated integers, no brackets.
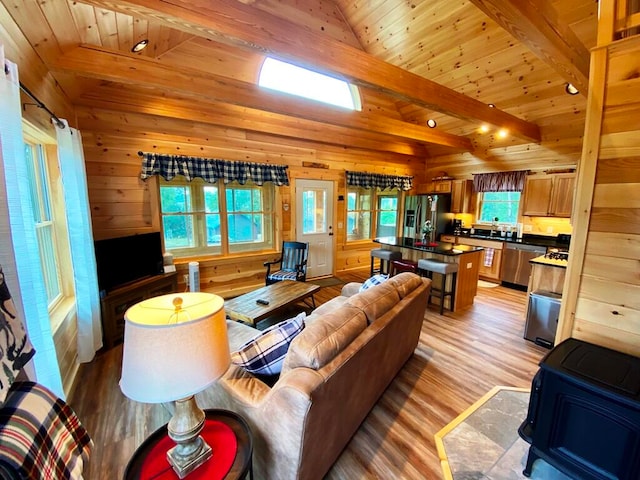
565,83,579,95
131,39,149,53
497,129,509,139
427,119,437,128
479,124,490,133
488,103,496,108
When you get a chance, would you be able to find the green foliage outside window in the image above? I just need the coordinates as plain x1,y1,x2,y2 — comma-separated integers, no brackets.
479,192,521,224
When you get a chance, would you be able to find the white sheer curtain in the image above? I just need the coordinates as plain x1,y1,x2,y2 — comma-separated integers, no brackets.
0,47,64,397
54,121,102,362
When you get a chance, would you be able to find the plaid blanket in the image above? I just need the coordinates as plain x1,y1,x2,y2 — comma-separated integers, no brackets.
0,382,92,479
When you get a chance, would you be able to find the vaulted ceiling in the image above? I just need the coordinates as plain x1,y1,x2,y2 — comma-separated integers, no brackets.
1,0,597,158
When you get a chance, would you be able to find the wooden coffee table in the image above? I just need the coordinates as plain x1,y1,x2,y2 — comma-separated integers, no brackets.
225,280,321,327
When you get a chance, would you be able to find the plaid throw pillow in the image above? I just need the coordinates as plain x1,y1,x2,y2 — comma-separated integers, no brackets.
359,274,389,292
231,312,305,376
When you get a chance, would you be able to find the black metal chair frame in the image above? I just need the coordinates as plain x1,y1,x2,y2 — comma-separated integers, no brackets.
264,241,309,285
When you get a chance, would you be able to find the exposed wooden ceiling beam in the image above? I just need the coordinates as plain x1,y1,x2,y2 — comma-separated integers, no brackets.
77,0,541,143
468,0,590,95
52,45,473,151
74,85,430,156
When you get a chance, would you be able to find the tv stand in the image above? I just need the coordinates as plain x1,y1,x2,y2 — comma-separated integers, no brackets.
100,272,178,349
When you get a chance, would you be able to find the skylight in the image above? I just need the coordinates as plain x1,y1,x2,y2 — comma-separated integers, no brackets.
258,57,361,111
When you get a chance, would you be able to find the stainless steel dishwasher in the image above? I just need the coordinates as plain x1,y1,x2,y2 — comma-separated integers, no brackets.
502,243,546,288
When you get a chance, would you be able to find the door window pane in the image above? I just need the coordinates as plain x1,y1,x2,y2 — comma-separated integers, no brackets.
302,188,327,234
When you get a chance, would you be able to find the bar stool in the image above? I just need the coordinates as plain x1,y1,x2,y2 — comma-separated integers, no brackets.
370,249,402,276
417,258,458,315
390,259,418,276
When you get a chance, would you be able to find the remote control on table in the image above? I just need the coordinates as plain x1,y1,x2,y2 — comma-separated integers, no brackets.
256,299,269,305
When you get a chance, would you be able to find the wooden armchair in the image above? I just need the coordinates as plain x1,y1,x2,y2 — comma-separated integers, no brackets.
264,241,309,285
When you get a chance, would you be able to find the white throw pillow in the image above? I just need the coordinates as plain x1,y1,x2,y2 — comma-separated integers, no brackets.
359,274,389,292
231,312,305,376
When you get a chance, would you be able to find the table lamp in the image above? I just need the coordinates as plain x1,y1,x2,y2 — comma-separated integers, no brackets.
120,292,230,478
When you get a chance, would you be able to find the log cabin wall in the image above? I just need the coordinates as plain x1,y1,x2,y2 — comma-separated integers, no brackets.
1,18,79,395
78,105,426,297
557,28,640,357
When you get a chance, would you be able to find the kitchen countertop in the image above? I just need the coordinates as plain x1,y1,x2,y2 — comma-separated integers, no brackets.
451,231,570,250
374,236,484,256
530,255,568,269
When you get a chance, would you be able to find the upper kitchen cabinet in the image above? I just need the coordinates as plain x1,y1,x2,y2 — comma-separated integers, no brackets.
451,179,474,214
416,180,452,195
522,173,576,217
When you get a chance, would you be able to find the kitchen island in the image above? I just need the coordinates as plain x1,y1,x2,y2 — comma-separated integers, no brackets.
374,236,484,312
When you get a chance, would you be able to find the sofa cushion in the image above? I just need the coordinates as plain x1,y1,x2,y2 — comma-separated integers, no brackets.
231,312,305,376
386,272,424,299
282,306,366,373
311,295,349,317
358,274,389,292
346,282,400,324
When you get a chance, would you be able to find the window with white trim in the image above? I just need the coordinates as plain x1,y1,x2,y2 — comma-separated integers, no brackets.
346,187,399,241
160,177,275,257
23,141,62,307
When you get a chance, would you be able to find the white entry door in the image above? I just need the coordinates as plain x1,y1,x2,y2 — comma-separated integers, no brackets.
296,179,334,278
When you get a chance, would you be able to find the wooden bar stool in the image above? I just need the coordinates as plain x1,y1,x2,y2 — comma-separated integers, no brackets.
417,258,458,315
370,249,402,276
390,259,418,276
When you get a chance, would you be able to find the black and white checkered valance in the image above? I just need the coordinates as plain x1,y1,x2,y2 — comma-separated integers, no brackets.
346,171,413,191
139,152,290,186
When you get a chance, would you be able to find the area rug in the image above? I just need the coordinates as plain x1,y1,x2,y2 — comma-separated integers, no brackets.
435,386,571,480
478,280,500,288
309,277,344,288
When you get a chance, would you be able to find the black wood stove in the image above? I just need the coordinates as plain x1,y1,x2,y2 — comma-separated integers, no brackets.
519,338,640,479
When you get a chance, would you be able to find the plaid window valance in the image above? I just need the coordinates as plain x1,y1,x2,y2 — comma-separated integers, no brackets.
472,170,528,192
139,152,290,186
346,171,413,191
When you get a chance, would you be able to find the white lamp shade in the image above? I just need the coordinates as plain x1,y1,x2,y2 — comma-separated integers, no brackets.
119,292,230,404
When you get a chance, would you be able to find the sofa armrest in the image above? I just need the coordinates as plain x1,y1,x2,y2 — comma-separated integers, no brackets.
340,282,362,297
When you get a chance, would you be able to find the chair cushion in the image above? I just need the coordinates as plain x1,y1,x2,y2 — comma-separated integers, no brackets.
267,270,299,281
282,306,367,373
231,312,305,376
358,274,389,292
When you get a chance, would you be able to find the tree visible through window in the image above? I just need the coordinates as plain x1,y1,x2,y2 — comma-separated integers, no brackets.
479,192,521,224
347,187,399,241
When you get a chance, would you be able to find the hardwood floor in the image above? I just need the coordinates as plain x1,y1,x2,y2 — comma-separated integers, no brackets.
69,270,547,479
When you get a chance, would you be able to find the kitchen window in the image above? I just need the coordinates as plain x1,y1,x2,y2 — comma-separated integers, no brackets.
346,187,399,241
160,177,275,257
478,192,521,225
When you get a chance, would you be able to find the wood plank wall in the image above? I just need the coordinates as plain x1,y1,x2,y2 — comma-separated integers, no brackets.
77,106,426,297
558,34,640,357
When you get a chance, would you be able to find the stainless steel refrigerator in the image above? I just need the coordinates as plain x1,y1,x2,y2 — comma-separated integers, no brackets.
403,194,452,240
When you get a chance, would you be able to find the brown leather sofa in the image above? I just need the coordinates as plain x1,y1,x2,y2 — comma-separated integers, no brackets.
201,272,430,480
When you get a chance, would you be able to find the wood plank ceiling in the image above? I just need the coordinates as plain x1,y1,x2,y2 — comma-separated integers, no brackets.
2,0,597,158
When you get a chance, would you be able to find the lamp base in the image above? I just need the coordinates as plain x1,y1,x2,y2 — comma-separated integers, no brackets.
167,436,212,479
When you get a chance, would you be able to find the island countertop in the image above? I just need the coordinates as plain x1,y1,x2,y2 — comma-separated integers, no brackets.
374,236,484,256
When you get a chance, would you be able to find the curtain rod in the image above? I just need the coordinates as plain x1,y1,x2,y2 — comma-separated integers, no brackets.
19,80,66,130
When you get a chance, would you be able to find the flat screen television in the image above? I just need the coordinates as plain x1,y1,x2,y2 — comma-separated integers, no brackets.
94,232,164,294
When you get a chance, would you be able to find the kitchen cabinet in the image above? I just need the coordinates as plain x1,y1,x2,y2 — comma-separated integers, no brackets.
451,179,474,213
456,237,504,282
416,180,452,194
522,173,575,217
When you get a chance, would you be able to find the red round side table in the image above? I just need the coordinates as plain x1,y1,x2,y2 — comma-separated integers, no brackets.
124,409,253,480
